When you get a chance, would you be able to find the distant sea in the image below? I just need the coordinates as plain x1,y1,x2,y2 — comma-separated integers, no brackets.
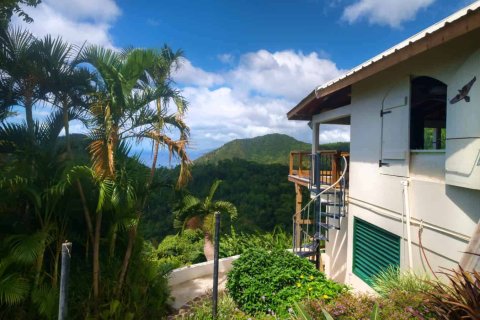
136,148,209,168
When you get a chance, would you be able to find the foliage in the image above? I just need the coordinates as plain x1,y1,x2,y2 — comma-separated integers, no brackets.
219,226,291,258
426,266,480,319
371,266,432,296
0,0,41,28
171,293,253,320
143,158,306,238
0,25,189,318
155,229,206,270
226,248,346,317
308,290,434,320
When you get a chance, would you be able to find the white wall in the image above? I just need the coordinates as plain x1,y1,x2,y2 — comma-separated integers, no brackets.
311,34,480,290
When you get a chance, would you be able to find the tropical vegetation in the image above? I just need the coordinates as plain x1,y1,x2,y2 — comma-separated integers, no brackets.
174,179,237,260
0,10,190,316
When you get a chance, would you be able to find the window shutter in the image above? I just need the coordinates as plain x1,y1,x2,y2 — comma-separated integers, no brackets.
380,78,410,177
353,217,401,287
445,49,480,190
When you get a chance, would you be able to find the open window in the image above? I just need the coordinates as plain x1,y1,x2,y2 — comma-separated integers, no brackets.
410,76,447,150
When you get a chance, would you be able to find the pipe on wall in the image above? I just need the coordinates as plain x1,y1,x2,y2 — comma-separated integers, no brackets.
401,180,414,270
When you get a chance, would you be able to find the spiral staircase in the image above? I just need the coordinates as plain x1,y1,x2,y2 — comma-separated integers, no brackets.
291,153,348,268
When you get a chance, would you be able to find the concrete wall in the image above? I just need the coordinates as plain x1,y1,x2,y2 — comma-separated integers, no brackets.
168,255,240,286
310,32,480,291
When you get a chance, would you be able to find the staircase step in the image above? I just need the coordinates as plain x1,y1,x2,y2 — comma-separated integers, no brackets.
323,202,344,207
320,211,343,219
319,222,339,230
319,189,343,196
313,232,328,241
295,250,316,258
302,242,319,251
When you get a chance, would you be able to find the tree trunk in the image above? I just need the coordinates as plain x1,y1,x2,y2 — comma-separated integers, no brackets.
204,232,215,261
62,102,94,248
52,240,62,288
93,211,102,301
25,94,34,139
116,138,159,295
115,225,136,296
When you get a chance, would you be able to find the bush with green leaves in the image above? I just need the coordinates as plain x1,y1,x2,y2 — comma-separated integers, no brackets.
219,226,291,257
226,248,346,317
156,229,206,270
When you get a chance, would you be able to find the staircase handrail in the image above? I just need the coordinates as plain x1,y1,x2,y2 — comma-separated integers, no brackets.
292,155,348,220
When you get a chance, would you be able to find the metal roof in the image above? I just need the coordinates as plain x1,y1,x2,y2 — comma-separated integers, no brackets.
287,1,480,120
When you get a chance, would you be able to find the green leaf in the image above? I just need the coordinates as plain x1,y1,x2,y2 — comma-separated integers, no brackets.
370,302,379,320
322,308,334,320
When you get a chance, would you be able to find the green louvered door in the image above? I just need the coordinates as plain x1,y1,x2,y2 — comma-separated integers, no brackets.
353,217,400,286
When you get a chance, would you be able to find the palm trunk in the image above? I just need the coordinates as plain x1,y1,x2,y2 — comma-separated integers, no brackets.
115,225,136,296
62,102,94,247
93,211,102,301
52,240,62,288
116,139,159,295
25,94,34,139
204,232,215,261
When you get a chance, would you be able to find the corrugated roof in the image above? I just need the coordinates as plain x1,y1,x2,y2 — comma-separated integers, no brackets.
287,1,480,120
314,1,480,97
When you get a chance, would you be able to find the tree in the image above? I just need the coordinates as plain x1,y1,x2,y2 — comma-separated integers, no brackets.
174,180,237,260
0,0,41,30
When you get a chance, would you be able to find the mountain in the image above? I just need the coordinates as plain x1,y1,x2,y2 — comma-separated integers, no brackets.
194,133,310,165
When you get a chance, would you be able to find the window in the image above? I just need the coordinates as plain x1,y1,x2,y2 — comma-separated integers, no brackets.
410,76,447,150
353,217,400,286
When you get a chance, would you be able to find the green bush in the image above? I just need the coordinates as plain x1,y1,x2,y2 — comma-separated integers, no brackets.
226,248,346,317
308,289,435,320
156,229,206,270
219,227,291,257
171,293,251,320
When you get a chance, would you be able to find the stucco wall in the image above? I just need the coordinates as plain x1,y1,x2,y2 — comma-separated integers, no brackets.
311,33,480,290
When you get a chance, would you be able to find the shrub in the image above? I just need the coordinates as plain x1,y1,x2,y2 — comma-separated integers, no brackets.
226,248,346,317
171,292,251,320
426,266,480,319
308,290,434,320
156,229,206,270
219,227,291,257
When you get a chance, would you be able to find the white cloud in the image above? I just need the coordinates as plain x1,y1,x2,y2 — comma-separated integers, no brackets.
342,0,435,28
173,58,225,87
218,53,234,64
175,50,348,151
230,50,344,100
12,0,120,48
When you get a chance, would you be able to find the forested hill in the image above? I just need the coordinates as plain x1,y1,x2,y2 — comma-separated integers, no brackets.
195,133,350,166
194,133,310,165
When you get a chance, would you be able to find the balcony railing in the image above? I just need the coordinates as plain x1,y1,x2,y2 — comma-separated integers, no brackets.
289,150,349,190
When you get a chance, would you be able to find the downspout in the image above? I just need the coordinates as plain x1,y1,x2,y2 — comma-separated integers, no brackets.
401,180,414,270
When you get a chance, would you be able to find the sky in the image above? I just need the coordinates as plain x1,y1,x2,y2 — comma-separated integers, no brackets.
11,0,477,163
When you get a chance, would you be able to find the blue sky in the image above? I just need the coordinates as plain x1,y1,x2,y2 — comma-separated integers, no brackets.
13,0,477,163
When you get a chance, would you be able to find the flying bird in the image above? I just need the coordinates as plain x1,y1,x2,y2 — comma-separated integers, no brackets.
450,76,476,104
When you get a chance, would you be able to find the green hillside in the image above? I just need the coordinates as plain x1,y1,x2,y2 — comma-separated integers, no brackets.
195,133,311,165
195,133,350,166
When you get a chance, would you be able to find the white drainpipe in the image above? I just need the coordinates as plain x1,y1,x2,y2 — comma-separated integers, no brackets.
401,180,414,270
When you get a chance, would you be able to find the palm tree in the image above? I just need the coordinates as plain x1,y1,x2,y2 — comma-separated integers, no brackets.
0,28,49,139
174,180,238,260
79,45,192,300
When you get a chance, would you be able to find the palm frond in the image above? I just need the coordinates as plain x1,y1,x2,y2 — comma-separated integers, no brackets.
0,272,29,306
5,231,51,264
213,200,238,220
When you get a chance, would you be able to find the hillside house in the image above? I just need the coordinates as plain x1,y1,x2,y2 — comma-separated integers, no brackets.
288,2,480,291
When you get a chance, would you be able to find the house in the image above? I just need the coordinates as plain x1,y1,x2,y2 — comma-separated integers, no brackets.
287,1,480,292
